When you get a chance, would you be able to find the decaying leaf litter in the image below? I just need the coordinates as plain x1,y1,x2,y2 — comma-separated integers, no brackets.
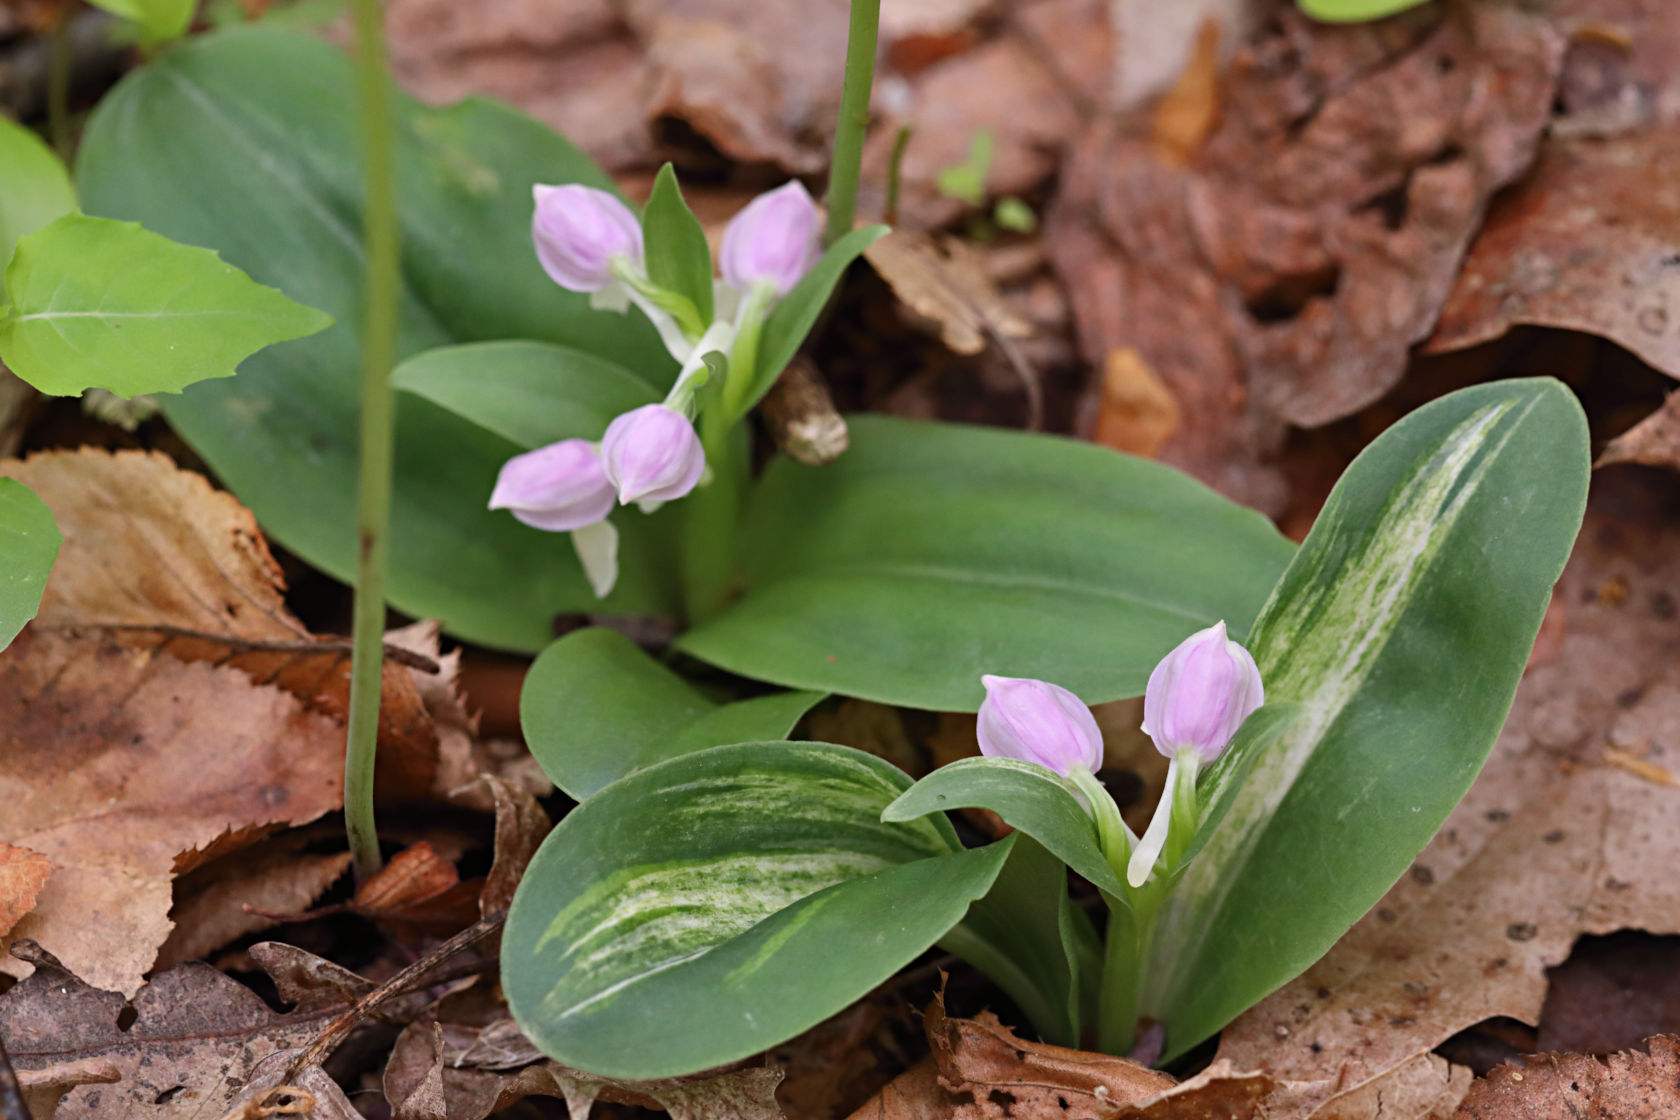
3,0,1680,1117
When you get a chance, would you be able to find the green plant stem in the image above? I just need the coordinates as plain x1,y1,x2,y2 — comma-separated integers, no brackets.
343,0,400,883
682,405,746,624
46,13,71,160
824,0,880,246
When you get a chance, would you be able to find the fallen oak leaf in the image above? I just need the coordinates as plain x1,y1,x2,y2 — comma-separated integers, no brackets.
0,631,344,995
0,941,341,1120
154,842,352,971
1452,1034,1680,1120
0,448,441,800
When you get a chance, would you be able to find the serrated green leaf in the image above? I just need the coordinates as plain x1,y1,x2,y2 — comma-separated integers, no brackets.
678,415,1295,710
75,27,680,650
642,163,713,325
1,213,331,398
1297,0,1431,22
730,224,887,421
1147,379,1589,1058
521,627,824,800
391,340,659,449
0,118,74,269
0,479,61,652
503,740,1008,1079
885,756,1124,898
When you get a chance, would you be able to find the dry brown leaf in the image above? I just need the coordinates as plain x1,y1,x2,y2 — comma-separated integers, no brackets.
1050,3,1562,513
0,942,341,1120
867,231,1033,357
1597,389,1680,469
248,942,376,1011
0,449,440,799
1452,1035,1680,1119
1159,496,1680,1120
847,997,1173,1120
382,1013,786,1120
0,631,344,994
1092,348,1181,459
1150,17,1220,167
479,775,550,918
155,844,352,971
0,843,51,938
351,842,481,933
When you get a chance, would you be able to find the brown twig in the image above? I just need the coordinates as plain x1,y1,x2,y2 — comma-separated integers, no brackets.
281,912,506,1080
93,624,442,674
759,357,850,466
0,1032,34,1120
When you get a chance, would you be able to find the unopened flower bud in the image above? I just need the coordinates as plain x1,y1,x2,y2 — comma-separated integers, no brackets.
489,439,616,532
977,674,1104,777
532,184,644,292
1141,621,1264,766
720,181,820,297
600,404,706,505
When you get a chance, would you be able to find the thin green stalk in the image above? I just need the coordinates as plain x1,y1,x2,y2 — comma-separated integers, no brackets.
824,0,880,246
682,405,746,624
343,0,400,883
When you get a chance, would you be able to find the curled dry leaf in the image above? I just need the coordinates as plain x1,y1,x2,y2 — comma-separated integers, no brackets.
0,448,439,799
1049,3,1563,512
865,231,1033,358
846,996,1173,1120
1451,1035,1680,1120
0,843,51,938
1598,390,1680,470
0,631,344,995
0,942,341,1120
154,843,352,971
350,842,482,934
1162,494,1680,1120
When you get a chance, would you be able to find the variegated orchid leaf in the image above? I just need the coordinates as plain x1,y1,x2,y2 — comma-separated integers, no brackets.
1146,379,1589,1057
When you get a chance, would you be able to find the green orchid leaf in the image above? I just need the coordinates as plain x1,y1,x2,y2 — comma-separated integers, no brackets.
1297,0,1431,23
642,163,714,325
521,627,824,800
502,740,1009,1079
0,118,74,269
1,214,331,398
885,756,1125,898
678,415,1295,710
731,224,887,420
391,340,659,450
0,479,61,652
940,834,1098,1046
75,26,679,651
1177,702,1303,869
1147,379,1589,1059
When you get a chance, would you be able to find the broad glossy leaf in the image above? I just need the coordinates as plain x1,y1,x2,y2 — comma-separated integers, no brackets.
732,225,888,420
678,415,1295,710
0,479,61,651
940,834,1097,1046
1177,702,1301,869
521,627,824,800
1,214,331,397
503,740,1009,1079
1146,379,1589,1058
1297,0,1430,22
885,756,1124,898
642,164,713,325
75,28,679,651
391,340,658,449
0,118,73,268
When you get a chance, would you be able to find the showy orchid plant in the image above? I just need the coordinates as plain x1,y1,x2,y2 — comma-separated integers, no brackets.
46,0,1593,1089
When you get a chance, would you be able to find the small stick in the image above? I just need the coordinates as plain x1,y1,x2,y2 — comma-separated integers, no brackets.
94,624,442,674
759,357,850,466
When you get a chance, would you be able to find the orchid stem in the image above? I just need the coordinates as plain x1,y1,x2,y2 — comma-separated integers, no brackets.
824,0,880,245
344,0,400,883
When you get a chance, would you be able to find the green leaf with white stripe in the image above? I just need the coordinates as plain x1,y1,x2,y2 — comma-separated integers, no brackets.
1144,379,1588,1059
503,740,1012,1079
521,627,824,800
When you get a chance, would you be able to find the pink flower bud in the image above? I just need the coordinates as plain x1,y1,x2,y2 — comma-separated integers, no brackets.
489,439,616,532
532,184,644,292
1141,621,1264,765
719,181,821,297
600,404,706,505
977,675,1104,777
